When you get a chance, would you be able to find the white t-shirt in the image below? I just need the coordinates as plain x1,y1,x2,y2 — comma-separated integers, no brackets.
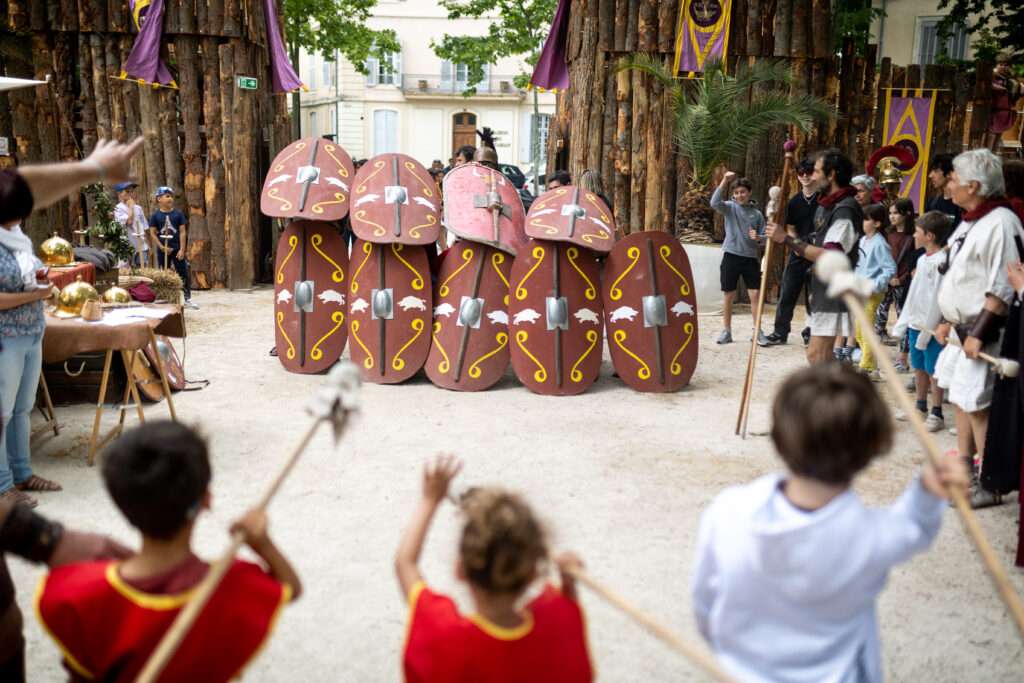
892,249,945,347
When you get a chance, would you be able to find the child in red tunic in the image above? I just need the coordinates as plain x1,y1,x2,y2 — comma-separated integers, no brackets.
395,454,593,683
36,421,302,682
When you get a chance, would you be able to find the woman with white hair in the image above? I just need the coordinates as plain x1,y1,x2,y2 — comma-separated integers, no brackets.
851,174,875,208
934,148,1024,508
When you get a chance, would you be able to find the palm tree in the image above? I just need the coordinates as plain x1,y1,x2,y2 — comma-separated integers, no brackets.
621,57,834,242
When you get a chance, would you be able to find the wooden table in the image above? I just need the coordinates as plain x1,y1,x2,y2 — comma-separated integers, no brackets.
41,305,185,465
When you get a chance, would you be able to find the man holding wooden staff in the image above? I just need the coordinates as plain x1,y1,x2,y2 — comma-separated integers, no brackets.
765,150,863,364
932,149,1024,509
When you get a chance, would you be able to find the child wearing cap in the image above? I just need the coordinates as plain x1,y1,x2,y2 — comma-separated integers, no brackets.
148,187,196,309
113,183,149,267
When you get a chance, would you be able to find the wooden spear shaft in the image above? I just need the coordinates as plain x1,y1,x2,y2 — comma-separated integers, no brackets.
843,292,1024,639
567,567,738,683
135,414,344,683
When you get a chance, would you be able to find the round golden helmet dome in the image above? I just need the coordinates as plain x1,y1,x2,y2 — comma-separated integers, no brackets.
40,236,74,266
877,157,904,187
55,276,99,318
101,286,131,304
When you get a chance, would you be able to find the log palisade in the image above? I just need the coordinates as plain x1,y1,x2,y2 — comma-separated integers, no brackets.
0,0,291,289
546,0,993,301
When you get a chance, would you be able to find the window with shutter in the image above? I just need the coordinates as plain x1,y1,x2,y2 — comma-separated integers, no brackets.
366,57,379,86
373,110,398,155
441,60,453,92
916,17,967,64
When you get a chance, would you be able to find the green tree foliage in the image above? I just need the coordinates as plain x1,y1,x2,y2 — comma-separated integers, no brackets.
938,0,1024,66
430,0,557,96
831,0,886,56
621,57,834,188
283,0,399,71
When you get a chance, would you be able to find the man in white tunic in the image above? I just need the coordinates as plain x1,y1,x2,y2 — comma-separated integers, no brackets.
934,148,1024,508
766,150,863,364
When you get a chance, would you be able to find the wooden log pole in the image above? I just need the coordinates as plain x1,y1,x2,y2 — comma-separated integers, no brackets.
613,65,631,236
229,40,257,288
644,65,663,231
629,69,647,235
176,35,209,290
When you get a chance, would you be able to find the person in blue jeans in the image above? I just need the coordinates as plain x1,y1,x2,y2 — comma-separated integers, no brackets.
149,186,198,309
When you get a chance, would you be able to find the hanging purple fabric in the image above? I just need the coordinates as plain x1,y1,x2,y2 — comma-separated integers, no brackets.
264,0,304,93
122,0,176,86
529,0,570,91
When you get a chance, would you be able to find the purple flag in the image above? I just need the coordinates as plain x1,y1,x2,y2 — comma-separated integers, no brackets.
882,92,937,213
529,0,570,91
265,0,304,93
673,0,734,75
122,0,176,86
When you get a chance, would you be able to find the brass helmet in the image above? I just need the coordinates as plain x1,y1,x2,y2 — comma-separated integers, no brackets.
101,286,131,304
473,146,498,166
55,275,99,318
877,157,904,188
40,236,74,266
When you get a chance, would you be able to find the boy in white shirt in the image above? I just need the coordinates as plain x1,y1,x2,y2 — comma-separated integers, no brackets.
113,182,150,267
692,363,964,683
892,211,954,431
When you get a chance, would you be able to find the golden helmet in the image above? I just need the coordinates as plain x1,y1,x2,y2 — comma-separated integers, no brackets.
101,286,131,304
877,157,904,187
40,236,74,266
55,276,99,318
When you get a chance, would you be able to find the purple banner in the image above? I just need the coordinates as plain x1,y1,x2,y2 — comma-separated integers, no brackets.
265,0,304,93
882,93,937,213
123,0,176,86
673,0,734,75
529,0,570,91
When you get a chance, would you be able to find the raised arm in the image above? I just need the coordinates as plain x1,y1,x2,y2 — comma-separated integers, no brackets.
394,454,462,601
17,138,143,210
232,509,303,600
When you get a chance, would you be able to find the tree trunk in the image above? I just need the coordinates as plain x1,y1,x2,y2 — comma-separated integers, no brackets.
229,39,257,288
660,80,677,235
78,33,97,155
601,67,616,197
138,86,167,191
613,0,627,52
657,0,675,54
746,0,761,57
90,34,112,142
176,35,209,290
159,89,182,197
613,67,630,236
774,0,792,58
625,0,639,53
644,68,662,231
811,0,830,59
629,69,646,235
790,0,809,59
638,0,656,53
203,37,227,287
586,50,606,173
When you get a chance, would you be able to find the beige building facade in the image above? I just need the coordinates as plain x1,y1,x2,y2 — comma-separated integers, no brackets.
294,0,556,173
870,0,985,65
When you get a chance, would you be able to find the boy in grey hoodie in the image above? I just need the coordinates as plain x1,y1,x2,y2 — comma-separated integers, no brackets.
692,363,965,683
711,171,767,344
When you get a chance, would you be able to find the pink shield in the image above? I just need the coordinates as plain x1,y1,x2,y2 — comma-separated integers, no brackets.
442,163,527,256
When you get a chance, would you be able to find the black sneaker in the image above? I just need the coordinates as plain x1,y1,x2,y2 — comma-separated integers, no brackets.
759,332,787,347
800,327,811,347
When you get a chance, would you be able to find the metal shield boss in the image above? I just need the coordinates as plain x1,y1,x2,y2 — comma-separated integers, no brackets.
347,239,432,384
349,153,441,246
508,239,603,395
442,163,528,256
261,138,355,221
601,232,699,392
274,221,350,374
525,187,615,254
425,242,512,391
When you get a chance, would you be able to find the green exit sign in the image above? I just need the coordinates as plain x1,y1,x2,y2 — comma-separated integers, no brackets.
236,76,258,90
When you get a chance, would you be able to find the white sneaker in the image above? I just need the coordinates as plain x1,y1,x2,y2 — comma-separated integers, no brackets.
948,426,958,436
924,414,944,432
184,300,200,310
893,409,924,422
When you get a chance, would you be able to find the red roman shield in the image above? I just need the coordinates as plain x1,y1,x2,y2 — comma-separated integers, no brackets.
601,232,699,392
525,187,616,254
425,242,512,391
508,239,604,395
346,239,432,384
261,138,355,221
274,221,349,374
350,154,441,246
442,163,527,256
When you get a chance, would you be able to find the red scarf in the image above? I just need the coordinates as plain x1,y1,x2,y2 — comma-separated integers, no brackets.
818,186,857,208
961,197,1011,222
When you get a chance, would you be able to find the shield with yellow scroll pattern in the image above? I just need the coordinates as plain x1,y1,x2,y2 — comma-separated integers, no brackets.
601,231,699,392
346,239,432,384
508,239,604,395
442,163,528,256
274,221,349,374
261,138,355,221
349,154,440,246
425,242,512,391
524,187,616,254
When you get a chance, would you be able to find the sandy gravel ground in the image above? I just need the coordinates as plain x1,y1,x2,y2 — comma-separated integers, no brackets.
10,287,1024,681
